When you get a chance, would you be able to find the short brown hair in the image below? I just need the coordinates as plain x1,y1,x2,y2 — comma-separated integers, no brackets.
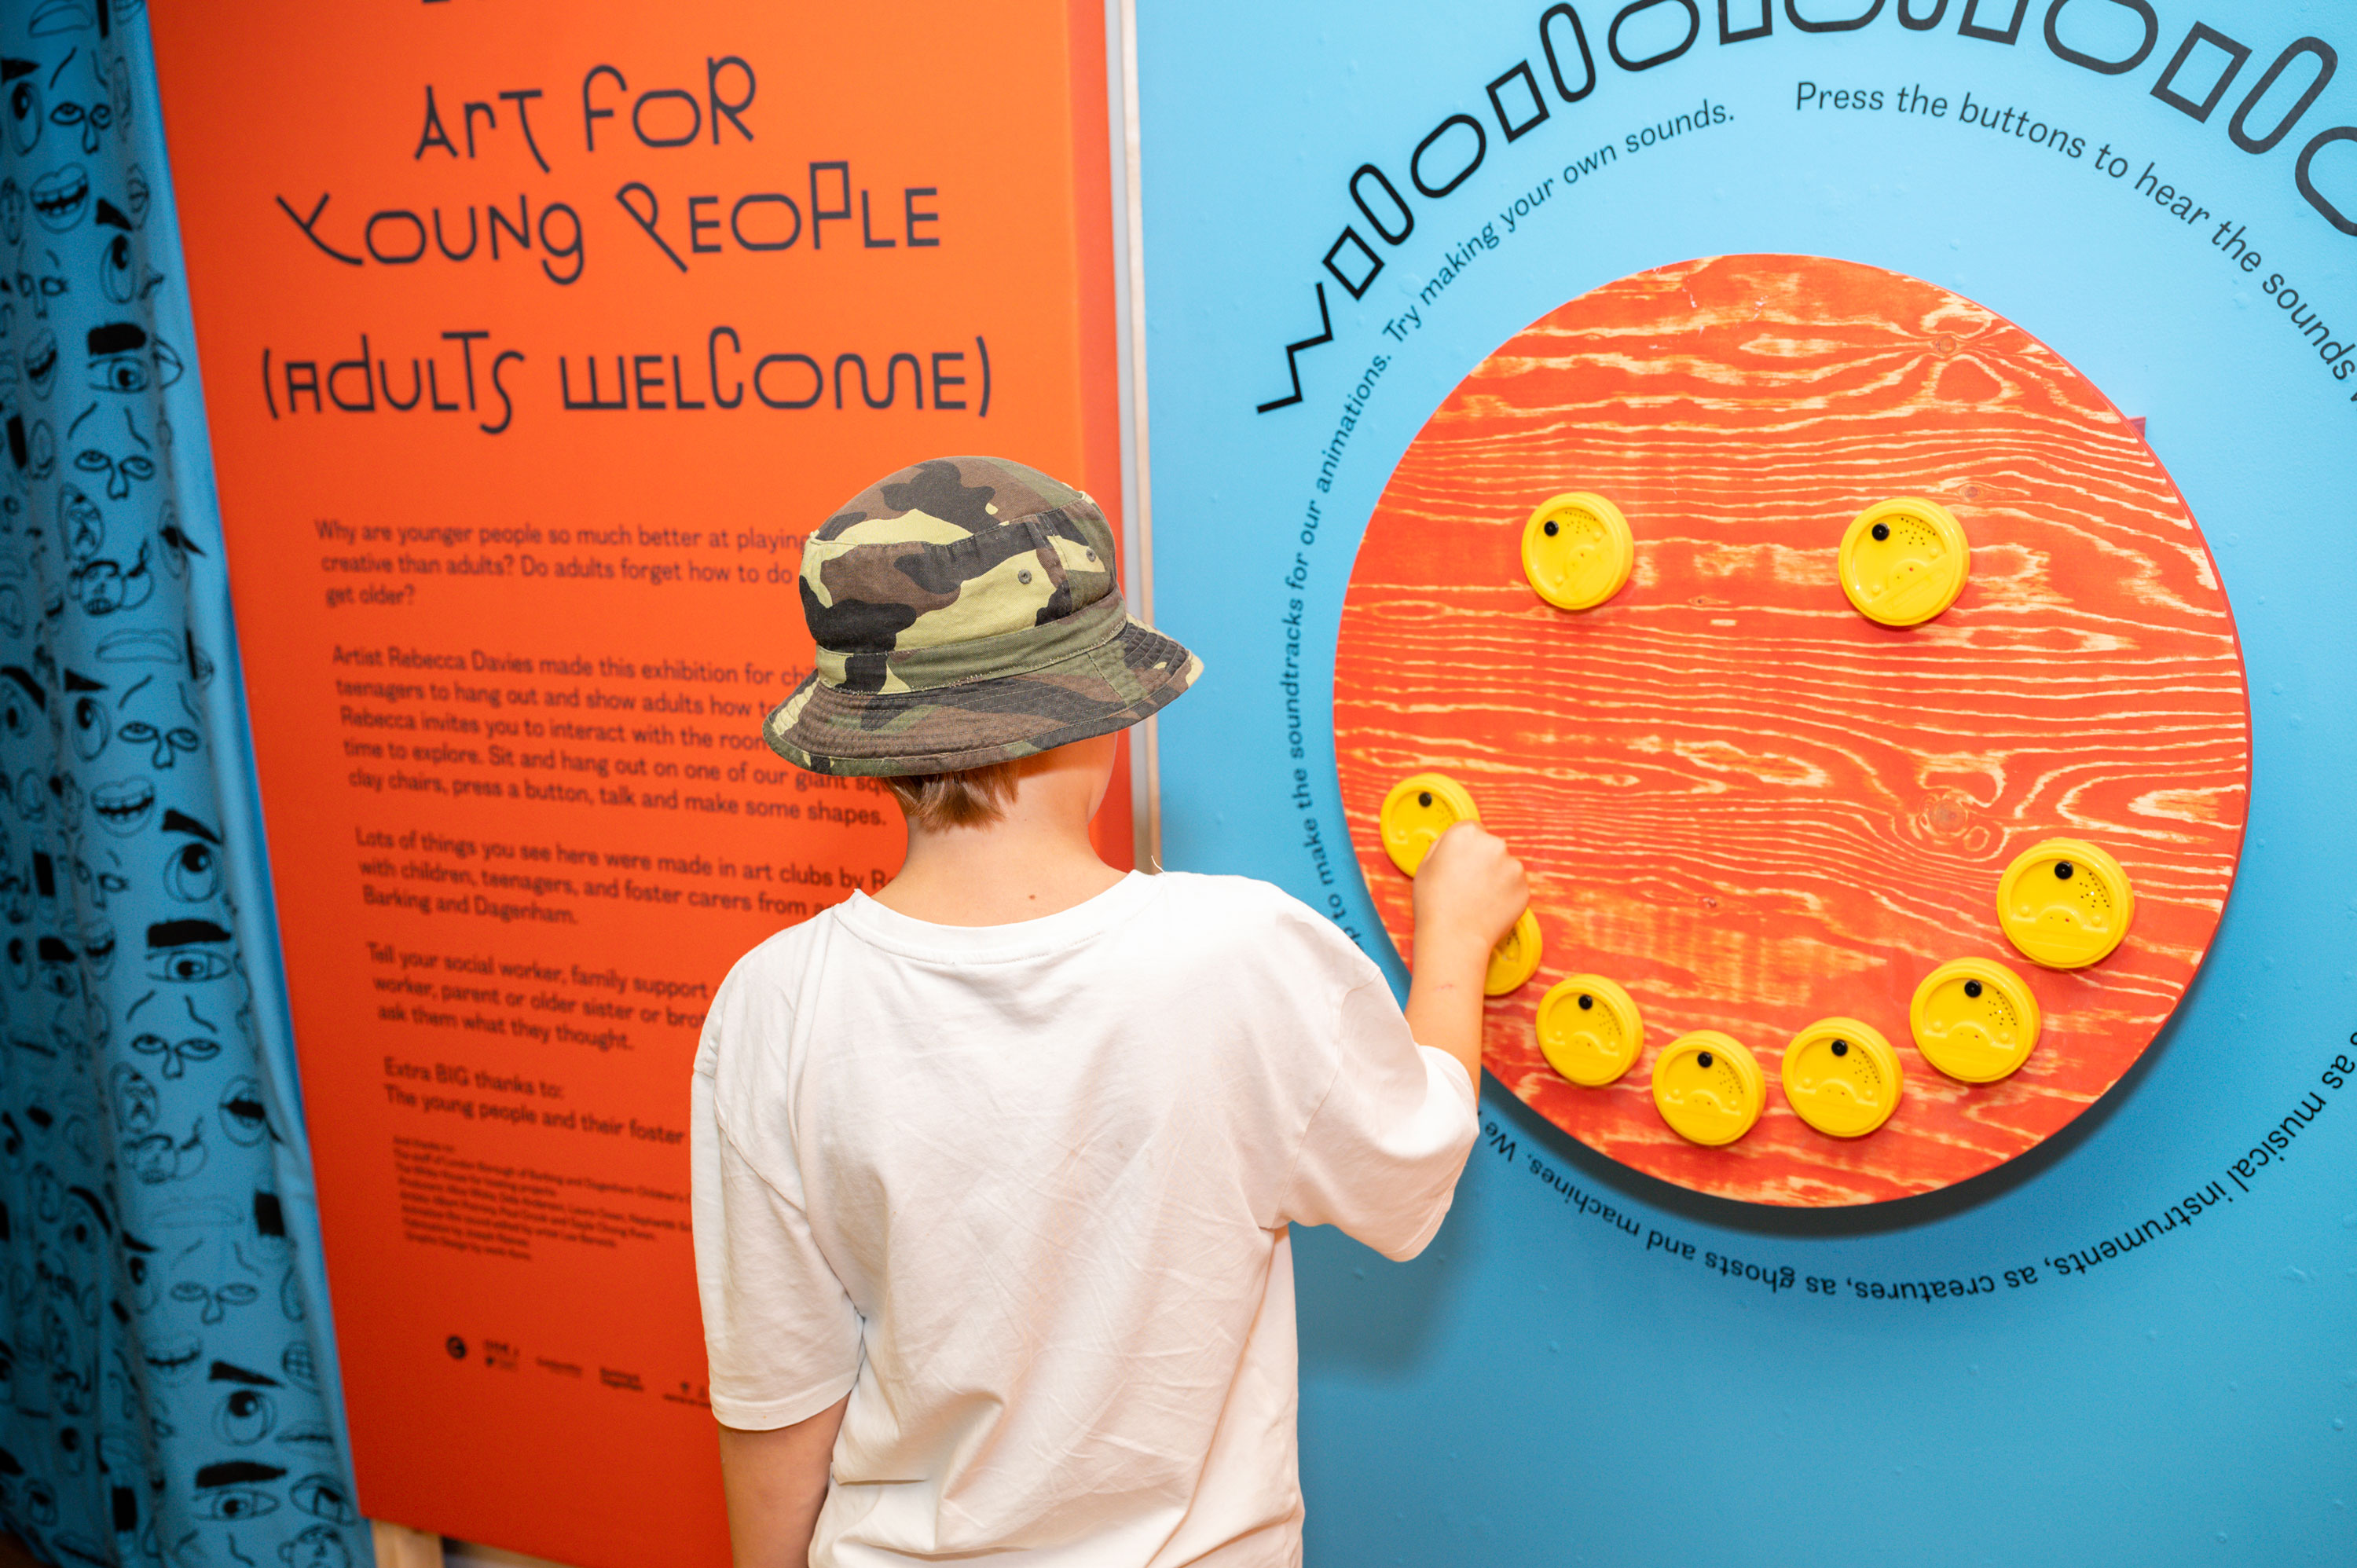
882,760,1022,831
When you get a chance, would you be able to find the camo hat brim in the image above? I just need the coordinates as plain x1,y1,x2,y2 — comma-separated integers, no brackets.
763,456,1201,776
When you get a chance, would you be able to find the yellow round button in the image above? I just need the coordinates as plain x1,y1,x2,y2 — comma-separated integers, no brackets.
1651,1031,1765,1147
1996,837,2135,969
1379,771,1481,877
1780,1017,1904,1138
1483,909,1544,997
1910,958,2042,1083
1535,974,1644,1086
1521,491,1633,611
1838,497,1969,627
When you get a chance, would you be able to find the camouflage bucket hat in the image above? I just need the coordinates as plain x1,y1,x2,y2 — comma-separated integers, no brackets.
764,456,1202,776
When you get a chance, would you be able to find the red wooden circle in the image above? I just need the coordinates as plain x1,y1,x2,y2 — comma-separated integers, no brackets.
1333,255,2250,1206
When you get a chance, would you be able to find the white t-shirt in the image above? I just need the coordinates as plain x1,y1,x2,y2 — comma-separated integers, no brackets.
691,870,1476,1566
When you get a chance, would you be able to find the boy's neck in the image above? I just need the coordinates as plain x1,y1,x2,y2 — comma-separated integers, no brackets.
871,740,1126,927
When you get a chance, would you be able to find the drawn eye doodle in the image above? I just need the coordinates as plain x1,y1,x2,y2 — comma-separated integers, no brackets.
0,669,37,738
69,694,107,760
214,1387,274,1445
130,1031,220,1079
290,1473,357,1526
147,950,229,984
85,323,179,394
5,75,38,156
190,1486,276,1522
165,839,218,902
98,231,133,304
145,918,233,984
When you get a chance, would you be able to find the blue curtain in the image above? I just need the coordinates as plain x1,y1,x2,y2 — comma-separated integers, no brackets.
0,3,365,1567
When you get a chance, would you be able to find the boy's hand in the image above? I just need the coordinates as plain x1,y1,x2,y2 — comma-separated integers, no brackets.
1412,822,1528,959
1404,823,1527,1090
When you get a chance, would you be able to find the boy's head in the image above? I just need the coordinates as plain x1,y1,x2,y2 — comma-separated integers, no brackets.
764,456,1199,823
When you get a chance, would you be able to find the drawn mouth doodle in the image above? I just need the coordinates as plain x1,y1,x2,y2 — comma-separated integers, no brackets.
157,506,206,577
60,481,107,558
273,1424,336,1452
24,328,57,399
143,1334,201,1382
70,550,153,617
125,1119,205,1185
78,919,113,977
93,628,177,664
44,1533,103,1567
27,3,94,40
217,1077,266,1145
108,1061,156,1134
279,1343,316,1390
29,164,88,233
90,779,153,835
38,936,79,997
123,162,148,225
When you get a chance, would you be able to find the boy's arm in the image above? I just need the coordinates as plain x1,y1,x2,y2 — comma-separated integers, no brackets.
1402,822,1529,1088
716,1394,850,1568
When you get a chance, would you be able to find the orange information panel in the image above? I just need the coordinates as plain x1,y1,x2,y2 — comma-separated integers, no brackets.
148,4,1122,1560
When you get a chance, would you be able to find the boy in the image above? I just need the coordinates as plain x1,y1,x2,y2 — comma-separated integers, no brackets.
691,456,1527,1566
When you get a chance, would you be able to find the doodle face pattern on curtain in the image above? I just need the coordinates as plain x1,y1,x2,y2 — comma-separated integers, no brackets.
0,5,364,1568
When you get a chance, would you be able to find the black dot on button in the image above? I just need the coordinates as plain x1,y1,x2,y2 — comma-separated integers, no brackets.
1417,791,1433,808
2055,861,2076,881
1831,1039,1849,1057
1871,522,1890,541
1696,1051,1714,1069
1543,519,1560,536
1963,979,1983,998
1578,994,1594,1010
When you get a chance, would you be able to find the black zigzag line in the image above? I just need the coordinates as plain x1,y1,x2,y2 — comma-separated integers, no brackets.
1254,284,1334,414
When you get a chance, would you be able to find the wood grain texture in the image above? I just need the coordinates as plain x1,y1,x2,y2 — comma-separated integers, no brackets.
1333,255,2249,1207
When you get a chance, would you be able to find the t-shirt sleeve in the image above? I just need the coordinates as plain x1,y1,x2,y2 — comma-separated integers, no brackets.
1278,974,1479,1261
691,976,863,1430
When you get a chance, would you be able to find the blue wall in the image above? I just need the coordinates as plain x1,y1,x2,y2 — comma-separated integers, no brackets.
1138,2,2355,1561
